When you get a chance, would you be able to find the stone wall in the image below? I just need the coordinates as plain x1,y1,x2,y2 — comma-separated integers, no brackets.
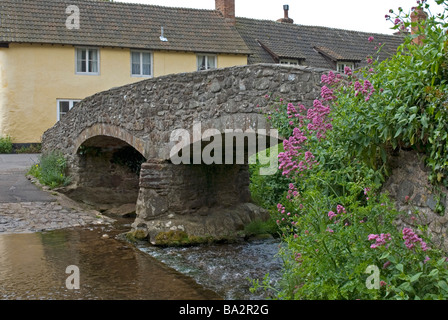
383,150,448,251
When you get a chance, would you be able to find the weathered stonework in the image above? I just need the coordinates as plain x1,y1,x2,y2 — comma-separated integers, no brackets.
41,64,326,244
383,150,448,251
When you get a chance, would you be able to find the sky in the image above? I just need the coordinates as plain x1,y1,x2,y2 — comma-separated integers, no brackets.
114,0,445,35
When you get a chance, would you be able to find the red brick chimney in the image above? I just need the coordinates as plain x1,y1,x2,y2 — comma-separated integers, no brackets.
411,7,428,45
277,4,294,24
215,0,235,26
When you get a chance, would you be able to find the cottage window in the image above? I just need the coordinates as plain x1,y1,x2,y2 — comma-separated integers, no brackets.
279,59,300,65
336,61,354,73
76,48,99,74
57,99,80,121
131,51,152,77
197,54,217,71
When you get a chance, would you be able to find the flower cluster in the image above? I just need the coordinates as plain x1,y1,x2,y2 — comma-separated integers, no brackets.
328,205,346,222
306,99,333,141
402,227,429,251
320,71,342,86
278,128,317,177
286,103,307,127
368,233,392,249
320,86,337,102
286,183,300,200
278,84,334,177
354,80,375,102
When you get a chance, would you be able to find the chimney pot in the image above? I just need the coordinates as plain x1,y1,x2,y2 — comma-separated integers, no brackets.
278,4,294,23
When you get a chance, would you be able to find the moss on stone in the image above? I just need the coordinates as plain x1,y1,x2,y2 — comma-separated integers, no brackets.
125,229,148,242
154,230,215,246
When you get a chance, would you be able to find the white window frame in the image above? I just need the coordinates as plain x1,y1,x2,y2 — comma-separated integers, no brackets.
57,99,81,121
337,61,355,73
279,58,300,65
197,54,217,71
75,47,100,75
130,51,153,77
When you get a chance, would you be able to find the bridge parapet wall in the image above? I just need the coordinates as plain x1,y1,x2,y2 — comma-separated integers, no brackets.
42,63,327,161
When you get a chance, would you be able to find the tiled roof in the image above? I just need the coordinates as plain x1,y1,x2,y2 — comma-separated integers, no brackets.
0,0,251,54
236,17,404,68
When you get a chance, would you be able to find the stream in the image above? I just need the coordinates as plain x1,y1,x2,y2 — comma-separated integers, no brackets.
0,217,283,300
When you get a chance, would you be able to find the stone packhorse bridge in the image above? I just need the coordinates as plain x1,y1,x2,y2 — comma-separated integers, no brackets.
42,63,326,244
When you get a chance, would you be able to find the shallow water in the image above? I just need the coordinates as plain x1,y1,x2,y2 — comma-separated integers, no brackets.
0,225,219,300
0,220,282,300
137,238,283,300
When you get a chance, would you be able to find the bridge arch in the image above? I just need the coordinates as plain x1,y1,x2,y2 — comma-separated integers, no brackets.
66,128,147,216
74,124,149,159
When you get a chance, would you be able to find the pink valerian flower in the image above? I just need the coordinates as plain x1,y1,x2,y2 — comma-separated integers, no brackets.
306,99,333,141
321,71,340,86
328,211,337,220
424,256,431,264
383,261,391,269
344,66,352,76
368,36,374,42
402,227,429,251
368,233,392,249
336,205,346,214
278,128,317,177
326,228,334,233
320,86,337,102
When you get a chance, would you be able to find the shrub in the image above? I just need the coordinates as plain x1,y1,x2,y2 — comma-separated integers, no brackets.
0,136,13,154
28,151,71,189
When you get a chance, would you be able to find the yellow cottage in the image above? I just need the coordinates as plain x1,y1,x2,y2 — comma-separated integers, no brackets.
0,0,249,144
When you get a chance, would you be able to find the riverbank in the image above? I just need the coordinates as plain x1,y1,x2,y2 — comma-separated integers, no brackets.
0,154,114,234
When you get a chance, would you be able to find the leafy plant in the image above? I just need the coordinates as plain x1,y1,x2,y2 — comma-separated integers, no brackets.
28,151,71,189
0,135,13,154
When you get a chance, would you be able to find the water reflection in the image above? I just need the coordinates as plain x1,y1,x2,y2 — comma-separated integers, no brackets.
0,226,220,300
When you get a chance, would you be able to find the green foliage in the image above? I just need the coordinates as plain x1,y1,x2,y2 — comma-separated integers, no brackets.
244,218,280,237
28,151,71,189
330,3,448,185
249,144,292,209
0,135,13,154
249,2,448,300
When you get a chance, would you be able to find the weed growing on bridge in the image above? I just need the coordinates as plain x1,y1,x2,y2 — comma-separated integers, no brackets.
250,1,448,300
28,151,71,189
